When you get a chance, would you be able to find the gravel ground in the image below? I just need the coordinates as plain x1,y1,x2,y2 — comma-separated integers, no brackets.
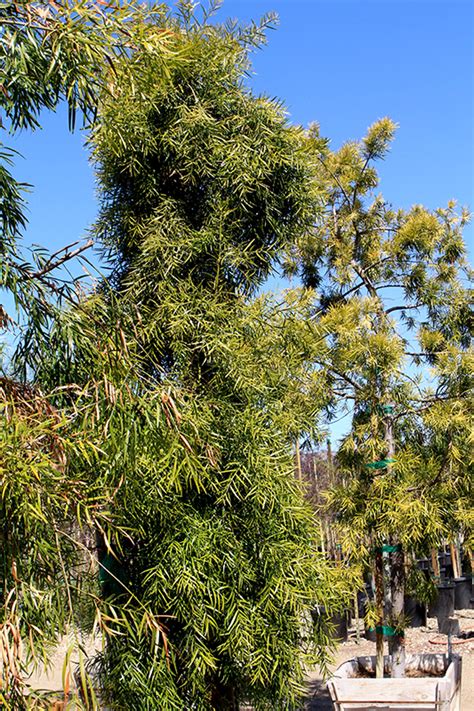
305,611,474,710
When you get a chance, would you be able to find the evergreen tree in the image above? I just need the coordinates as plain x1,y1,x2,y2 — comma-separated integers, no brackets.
67,5,353,708
292,119,473,677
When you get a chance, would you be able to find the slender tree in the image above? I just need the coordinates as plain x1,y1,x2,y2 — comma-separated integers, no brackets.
292,119,473,677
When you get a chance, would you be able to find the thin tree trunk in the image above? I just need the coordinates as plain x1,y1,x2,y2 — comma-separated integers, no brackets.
354,590,360,644
467,548,474,577
374,550,384,678
389,545,405,677
326,439,336,560
431,548,441,579
450,541,461,579
384,404,405,677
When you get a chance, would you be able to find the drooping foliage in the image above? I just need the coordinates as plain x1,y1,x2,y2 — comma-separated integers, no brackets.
52,7,355,709
0,0,174,354
0,1,357,708
0,2,177,706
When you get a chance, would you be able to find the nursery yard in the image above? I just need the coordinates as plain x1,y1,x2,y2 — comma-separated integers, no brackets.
27,612,474,708
305,611,474,710
2,2,472,709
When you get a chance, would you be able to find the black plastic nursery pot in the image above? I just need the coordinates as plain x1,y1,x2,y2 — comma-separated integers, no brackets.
312,607,349,642
331,610,349,642
364,625,377,642
417,557,430,572
428,582,454,620
355,590,365,618
436,551,453,579
404,595,427,627
453,576,472,610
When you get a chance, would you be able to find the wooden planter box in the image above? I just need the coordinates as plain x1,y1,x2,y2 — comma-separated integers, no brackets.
327,653,462,711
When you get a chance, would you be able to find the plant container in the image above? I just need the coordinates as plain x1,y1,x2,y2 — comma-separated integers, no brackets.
311,607,349,642
453,576,472,610
417,557,430,572
327,653,462,710
428,582,454,621
405,595,427,628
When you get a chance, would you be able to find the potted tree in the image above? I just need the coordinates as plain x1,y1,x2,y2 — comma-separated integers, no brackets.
291,118,472,704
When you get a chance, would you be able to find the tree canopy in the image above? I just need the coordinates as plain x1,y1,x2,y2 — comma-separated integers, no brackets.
74,9,352,708
1,0,471,704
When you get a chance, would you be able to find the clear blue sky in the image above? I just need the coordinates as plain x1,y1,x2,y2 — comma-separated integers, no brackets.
9,0,473,261
7,0,474,436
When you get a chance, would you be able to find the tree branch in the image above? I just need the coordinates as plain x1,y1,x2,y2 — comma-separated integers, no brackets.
32,239,93,278
314,154,352,206
385,303,422,315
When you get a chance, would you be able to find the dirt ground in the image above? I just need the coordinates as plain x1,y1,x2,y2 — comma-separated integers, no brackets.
305,611,474,710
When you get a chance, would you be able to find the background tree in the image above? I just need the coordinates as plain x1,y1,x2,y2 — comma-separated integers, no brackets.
291,118,473,677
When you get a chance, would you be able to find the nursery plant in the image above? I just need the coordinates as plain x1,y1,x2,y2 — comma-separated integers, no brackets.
292,119,473,677
3,2,356,709
70,5,355,708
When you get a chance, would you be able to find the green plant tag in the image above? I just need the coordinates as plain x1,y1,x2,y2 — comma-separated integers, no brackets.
365,458,396,469
373,544,402,554
372,625,404,637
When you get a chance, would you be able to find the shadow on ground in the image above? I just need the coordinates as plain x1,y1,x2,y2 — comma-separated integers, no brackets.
304,677,332,710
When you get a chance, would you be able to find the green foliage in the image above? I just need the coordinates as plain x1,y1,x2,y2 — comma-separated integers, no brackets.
49,6,350,708
0,377,108,706
0,1,354,707
91,8,318,296
294,118,473,563
0,1,180,706
0,0,174,343
0,0,171,133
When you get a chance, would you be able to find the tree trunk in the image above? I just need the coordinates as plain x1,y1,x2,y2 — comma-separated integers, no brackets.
389,545,405,677
354,590,360,644
467,548,474,577
450,541,461,579
374,550,384,678
384,404,406,677
431,548,441,579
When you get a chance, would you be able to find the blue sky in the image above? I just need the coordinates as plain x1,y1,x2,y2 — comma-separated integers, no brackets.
6,0,474,437
9,0,473,263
